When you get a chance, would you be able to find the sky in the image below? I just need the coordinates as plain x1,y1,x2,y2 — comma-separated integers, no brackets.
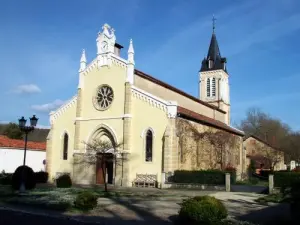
0,0,300,131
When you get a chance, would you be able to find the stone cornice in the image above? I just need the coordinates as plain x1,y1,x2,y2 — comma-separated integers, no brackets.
75,114,132,122
50,95,77,124
131,85,177,118
81,54,128,77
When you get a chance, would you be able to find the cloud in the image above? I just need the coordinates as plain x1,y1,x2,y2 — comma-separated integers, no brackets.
11,84,41,94
31,99,66,113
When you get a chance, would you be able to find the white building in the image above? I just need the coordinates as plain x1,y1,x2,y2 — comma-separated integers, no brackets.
0,135,46,173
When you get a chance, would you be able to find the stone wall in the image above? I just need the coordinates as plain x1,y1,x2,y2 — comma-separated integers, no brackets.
175,118,243,177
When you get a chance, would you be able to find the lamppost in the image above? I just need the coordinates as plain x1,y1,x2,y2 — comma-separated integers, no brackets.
18,115,38,192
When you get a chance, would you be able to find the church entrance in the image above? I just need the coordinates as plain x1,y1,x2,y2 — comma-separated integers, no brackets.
96,153,114,185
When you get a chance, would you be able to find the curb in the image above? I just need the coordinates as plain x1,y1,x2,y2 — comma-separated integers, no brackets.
0,205,103,224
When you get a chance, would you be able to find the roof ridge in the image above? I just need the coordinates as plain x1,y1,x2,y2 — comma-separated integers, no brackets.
177,106,244,136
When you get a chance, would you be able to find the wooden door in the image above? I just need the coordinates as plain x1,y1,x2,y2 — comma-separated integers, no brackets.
96,156,105,184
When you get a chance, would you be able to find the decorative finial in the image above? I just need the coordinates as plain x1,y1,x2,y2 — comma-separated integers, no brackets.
212,14,216,33
79,49,87,72
128,38,134,54
80,49,86,63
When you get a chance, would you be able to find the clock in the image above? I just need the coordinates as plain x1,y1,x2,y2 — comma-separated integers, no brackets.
101,41,108,51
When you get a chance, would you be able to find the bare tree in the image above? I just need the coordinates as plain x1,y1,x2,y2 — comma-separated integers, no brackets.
76,138,124,192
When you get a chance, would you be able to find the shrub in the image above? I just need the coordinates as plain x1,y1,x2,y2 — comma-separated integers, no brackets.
249,177,259,185
56,174,72,188
35,171,48,183
274,172,300,189
178,196,227,225
292,167,300,172
11,165,36,190
74,191,98,211
0,173,12,185
290,181,300,221
173,170,227,185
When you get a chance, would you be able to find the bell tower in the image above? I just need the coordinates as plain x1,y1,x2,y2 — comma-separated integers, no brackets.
199,16,230,125
96,23,116,68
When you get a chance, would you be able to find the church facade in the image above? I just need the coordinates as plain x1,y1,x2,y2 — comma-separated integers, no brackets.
46,23,245,187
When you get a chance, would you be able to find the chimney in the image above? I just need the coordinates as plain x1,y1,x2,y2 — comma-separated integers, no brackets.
114,43,124,56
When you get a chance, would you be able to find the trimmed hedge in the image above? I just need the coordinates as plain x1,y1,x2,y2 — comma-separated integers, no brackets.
0,173,12,185
11,165,36,190
56,174,72,188
274,172,300,188
178,196,228,225
173,170,236,185
74,191,98,211
35,171,48,183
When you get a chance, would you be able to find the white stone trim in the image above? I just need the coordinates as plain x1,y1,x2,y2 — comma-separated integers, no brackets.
140,127,156,138
82,59,97,76
60,130,70,140
50,95,77,123
84,123,119,152
167,101,177,118
112,54,128,64
131,85,178,118
75,114,131,122
228,126,244,134
73,149,81,154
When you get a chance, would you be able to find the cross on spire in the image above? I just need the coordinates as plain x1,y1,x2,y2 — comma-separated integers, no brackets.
212,14,216,33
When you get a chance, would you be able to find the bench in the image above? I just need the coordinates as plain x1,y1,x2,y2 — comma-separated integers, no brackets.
132,173,157,188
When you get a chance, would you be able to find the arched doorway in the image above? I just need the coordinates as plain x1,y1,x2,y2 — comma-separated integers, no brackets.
87,125,117,185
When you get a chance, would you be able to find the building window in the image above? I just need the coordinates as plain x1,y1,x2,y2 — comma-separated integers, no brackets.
63,133,68,160
206,78,211,97
212,78,216,97
145,130,153,162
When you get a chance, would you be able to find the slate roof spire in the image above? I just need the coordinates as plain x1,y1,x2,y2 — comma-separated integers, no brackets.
200,15,227,72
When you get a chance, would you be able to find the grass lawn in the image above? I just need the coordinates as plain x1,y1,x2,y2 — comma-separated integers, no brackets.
0,184,178,212
255,193,290,205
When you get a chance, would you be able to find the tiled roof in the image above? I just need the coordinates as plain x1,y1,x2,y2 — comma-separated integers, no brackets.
0,135,46,151
177,106,244,136
244,135,283,152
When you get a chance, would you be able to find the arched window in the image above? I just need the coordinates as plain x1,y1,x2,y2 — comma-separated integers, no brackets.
63,133,68,160
206,78,211,97
212,78,216,97
145,130,153,162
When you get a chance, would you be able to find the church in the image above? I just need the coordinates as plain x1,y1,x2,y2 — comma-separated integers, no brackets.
46,22,246,187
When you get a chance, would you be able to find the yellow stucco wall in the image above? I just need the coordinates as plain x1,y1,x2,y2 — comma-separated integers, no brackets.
47,99,76,181
134,74,226,123
77,64,126,151
129,90,169,184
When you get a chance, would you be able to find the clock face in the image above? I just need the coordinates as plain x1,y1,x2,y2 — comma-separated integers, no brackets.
93,84,114,110
101,41,108,51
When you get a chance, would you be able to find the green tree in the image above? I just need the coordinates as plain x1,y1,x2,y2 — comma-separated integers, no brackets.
3,123,23,139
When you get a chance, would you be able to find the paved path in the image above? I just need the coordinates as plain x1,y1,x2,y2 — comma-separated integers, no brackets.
0,192,292,225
